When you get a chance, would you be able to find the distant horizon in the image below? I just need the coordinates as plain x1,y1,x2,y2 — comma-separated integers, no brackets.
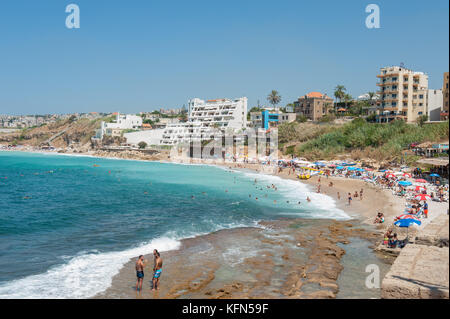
0,0,448,115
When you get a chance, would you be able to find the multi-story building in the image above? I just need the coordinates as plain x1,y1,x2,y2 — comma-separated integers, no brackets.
160,97,247,145
293,92,334,121
96,112,142,139
250,110,296,129
377,66,429,123
188,97,247,130
442,72,449,120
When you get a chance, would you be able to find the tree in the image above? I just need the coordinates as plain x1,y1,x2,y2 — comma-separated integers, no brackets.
416,115,428,127
138,141,147,149
296,115,308,123
367,92,376,104
334,85,346,111
343,93,353,109
267,90,282,111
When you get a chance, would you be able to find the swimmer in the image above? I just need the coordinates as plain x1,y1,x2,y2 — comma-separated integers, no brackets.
306,196,311,202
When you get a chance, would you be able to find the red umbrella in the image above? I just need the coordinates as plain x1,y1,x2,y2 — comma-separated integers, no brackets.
415,194,431,201
403,173,412,178
415,186,426,192
386,174,396,178
415,179,427,183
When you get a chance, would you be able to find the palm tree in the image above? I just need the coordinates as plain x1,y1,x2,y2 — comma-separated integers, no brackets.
367,91,375,101
267,90,282,111
343,94,353,109
334,85,346,112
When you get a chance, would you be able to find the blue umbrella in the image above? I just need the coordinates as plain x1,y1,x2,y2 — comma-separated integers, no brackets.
336,166,344,170
379,169,388,172
314,162,326,167
356,168,365,172
347,167,357,171
398,181,412,186
430,173,440,177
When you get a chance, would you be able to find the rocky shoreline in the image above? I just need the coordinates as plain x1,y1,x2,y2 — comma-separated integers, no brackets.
97,218,387,299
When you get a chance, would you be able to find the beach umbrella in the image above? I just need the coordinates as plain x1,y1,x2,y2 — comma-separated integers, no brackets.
336,166,344,170
415,179,427,183
415,186,426,192
415,194,431,201
394,218,422,238
356,168,365,172
347,167,357,171
398,181,412,186
386,174,396,178
430,173,440,177
403,173,412,178
396,214,421,221
394,218,421,237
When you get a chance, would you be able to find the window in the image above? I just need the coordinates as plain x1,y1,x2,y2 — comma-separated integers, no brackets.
419,95,424,99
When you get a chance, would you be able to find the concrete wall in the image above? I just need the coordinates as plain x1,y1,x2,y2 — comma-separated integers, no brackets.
428,89,443,122
124,129,165,146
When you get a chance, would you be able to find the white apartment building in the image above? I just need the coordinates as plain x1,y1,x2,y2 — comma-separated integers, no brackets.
377,66,429,123
160,97,247,145
188,97,247,129
96,112,142,139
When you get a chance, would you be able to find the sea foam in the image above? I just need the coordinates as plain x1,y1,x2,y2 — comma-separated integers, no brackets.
0,236,180,299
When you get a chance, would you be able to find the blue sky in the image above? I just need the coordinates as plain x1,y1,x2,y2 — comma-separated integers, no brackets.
0,0,448,115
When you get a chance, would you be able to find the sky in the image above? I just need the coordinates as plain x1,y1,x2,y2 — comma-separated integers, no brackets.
0,0,448,115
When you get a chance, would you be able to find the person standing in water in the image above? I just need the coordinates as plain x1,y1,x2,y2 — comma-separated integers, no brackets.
135,255,146,291
152,249,163,291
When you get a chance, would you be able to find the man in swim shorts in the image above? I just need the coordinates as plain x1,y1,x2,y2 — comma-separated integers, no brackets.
152,249,163,291
135,255,146,291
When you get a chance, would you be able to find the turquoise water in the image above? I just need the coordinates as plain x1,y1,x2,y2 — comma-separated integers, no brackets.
0,151,347,298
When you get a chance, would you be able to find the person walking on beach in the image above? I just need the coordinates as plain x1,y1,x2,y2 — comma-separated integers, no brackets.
360,188,363,200
135,255,146,292
152,249,163,291
348,193,352,206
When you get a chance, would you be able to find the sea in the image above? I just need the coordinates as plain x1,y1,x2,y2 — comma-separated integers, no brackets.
0,151,349,298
